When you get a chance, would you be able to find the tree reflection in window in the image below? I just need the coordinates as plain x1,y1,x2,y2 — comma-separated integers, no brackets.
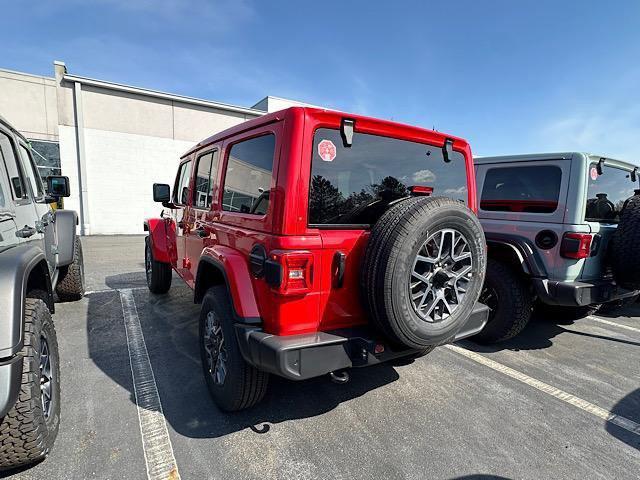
309,175,410,225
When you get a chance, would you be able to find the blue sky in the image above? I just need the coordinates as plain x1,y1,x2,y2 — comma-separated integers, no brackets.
1,0,639,159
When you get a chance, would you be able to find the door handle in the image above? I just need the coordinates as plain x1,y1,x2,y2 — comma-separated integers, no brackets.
332,251,346,288
16,225,37,238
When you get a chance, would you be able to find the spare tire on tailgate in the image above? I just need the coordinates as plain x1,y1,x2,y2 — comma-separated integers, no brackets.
610,191,640,290
362,196,486,349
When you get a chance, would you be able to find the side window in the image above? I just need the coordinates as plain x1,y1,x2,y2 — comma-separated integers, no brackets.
222,134,275,214
193,150,219,209
0,131,27,201
19,144,44,198
481,165,562,213
173,160,192,205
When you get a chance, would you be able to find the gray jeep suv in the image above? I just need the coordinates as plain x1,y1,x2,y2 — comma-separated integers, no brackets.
0,115,84,471
473,152,640,343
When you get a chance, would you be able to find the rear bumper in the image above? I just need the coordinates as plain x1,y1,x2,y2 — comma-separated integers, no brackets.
0,355,23,418
533,278,639,307
235,302,489,381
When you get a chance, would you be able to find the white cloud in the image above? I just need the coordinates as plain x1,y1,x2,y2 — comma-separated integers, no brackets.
412,169,436,183
442,186,467,195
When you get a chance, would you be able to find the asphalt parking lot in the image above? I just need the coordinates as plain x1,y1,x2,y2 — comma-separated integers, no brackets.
5,236,639,480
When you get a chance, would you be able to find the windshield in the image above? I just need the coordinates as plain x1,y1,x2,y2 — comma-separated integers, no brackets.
308,128,467,226
585,162,640,223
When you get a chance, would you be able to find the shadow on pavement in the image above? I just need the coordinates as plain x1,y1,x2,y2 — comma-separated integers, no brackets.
597,300,640,319
606,388,640,451
85,272,401,439
462,310,640,353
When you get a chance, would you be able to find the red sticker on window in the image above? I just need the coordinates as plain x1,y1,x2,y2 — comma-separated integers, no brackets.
318,139,337,162
590,167,598,180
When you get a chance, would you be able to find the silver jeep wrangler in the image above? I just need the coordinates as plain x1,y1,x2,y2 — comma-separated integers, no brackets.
473,152,640,343
0,115,84,471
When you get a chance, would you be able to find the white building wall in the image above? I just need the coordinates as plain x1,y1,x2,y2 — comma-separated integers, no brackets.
54,64,263,234
2,63,328,235
0,68,58,141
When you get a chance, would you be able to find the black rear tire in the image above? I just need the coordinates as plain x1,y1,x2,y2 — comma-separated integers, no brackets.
362,196,487,349
473,259,533,344
199,286,268,412
55,236,85,301
610,193,640,290
145,236,172,294
0,296,60,471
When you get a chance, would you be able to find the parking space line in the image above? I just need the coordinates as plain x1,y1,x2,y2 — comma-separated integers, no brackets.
445,344,640,436
86,287,147,295
587,316,640,335
120,288,181,480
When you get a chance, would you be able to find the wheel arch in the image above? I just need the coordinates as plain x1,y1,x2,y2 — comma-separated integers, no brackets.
144,218,173,264
0,245,54,359
54,209,78,267
485,233,548,278
194,249,261,325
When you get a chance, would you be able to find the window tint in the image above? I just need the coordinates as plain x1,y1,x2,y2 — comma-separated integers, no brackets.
309,128,467,226
585,163,639,223
481,165,561,213
19,144,44,198
174,160,192,205
193,151,219,209
222,134,275,214
0,131,27,200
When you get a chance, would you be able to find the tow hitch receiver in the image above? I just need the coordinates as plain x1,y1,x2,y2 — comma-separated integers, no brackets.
329,370,350,384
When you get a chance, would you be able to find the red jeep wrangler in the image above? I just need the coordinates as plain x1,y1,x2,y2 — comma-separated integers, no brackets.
145,107,488,411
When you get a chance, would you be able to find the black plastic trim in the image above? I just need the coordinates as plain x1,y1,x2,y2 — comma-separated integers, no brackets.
485,232,548,277
532,278,639,306
234,302,490,381
195,256,262,325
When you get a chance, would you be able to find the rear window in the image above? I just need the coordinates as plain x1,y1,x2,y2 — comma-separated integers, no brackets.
308,128,467,226
585,163,639,223
481,165,561,213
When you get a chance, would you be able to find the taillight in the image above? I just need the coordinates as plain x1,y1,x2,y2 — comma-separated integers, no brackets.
265,250,314,295
560,233,592,259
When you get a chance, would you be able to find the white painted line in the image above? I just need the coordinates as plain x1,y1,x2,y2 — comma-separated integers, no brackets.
120,288,181,480
588,316,640,335
86,286,147,295
445,344,640,436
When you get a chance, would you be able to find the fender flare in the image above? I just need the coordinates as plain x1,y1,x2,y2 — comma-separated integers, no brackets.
0,244,53,359
144,218,174,264
194,246,261,325
485,232,548,278
54,209,78,267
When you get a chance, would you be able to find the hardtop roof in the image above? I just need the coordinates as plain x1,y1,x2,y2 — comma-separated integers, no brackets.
180,107,469,159
474,152,639,170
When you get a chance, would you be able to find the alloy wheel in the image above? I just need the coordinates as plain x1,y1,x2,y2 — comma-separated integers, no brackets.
409,228,474,322
39,335,53,419
203,311,228,385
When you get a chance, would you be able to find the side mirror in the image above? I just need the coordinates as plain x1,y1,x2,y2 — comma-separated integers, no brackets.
46,176,70,197
153,183,171,203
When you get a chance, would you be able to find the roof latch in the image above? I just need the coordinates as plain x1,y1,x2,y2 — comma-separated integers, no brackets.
631,167,638,183
597,157,605,175
340,118,355,148
442,138,454,163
